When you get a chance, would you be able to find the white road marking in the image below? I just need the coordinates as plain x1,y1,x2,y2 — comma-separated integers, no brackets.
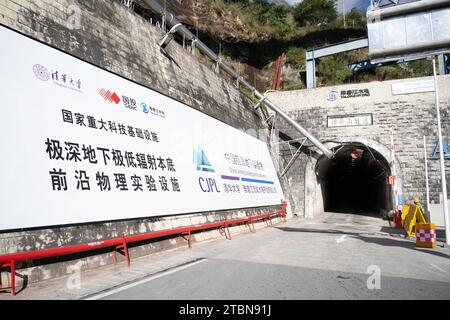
83,258,207,300
336,235,347,243
430,263,447,273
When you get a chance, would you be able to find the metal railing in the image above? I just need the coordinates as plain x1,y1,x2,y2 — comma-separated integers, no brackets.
0,202,286,296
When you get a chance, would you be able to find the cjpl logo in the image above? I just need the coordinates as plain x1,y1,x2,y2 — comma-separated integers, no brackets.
194,147,220,193
193,147,215,173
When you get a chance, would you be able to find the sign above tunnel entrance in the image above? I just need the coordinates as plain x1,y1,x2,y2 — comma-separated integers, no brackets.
0,25,284,231
327,89,371,101
327,114,373,128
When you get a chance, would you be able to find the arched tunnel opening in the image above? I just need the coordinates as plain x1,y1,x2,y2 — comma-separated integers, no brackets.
316,144,393,216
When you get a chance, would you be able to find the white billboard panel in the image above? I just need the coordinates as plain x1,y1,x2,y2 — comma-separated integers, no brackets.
0,25,285,231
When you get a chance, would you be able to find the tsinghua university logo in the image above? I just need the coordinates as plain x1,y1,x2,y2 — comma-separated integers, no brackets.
32,64,50,81
33,63,82,92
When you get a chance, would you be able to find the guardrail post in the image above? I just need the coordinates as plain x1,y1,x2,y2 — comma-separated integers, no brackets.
225,222,232,240
247,216,256,233
266,214,273,227
122,233,130,267
11,260,15,296
0,261,15,296
182,230,192,249
188,230,192,249
113,233,130,266
280,201,287,223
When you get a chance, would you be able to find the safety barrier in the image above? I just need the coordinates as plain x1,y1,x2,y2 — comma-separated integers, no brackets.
415,223,437,248
401,198,427,237
0,201,287,295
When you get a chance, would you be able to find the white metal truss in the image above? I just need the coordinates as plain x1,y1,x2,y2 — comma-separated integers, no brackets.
264,112,309,177
371,0,399,8
120,0,134,10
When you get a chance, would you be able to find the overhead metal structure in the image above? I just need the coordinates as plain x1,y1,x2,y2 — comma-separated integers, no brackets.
367,0,450,63
306,37,369,88
140,0,334,159
305,0,450,88
370,0,399,8
120,0,134,10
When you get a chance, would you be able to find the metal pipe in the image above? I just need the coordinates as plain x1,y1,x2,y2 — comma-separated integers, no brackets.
254,91,333,158
142,0,334,159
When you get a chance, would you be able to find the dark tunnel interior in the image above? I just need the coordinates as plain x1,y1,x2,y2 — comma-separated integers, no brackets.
316,144,392,215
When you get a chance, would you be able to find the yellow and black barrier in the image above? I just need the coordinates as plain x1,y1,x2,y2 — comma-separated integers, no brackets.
400,198,427,237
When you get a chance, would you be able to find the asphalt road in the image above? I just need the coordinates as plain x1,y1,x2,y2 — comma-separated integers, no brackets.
94,258,450,300
85,212,450,300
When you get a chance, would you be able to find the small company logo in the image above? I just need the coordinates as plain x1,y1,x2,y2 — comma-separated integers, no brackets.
193,147,215,172
141,102,150,114
33,64,50,81
141,101,166,118
99,88,121,104
327,90,339,101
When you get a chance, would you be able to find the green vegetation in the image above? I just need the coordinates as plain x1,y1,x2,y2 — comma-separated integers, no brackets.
293,0,337,27
195,0,432,92
345,8,367,29
317,56,353,85
286,47,306,69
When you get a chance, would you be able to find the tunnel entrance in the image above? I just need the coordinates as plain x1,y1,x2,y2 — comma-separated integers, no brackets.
316,144,392,216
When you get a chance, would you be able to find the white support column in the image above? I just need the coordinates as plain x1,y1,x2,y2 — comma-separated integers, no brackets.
432,57,450,246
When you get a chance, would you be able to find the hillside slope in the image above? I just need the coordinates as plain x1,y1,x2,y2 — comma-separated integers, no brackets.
135,0,432,91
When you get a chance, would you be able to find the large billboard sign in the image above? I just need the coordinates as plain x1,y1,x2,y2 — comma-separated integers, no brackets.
368,0,450,63
0,25,284,231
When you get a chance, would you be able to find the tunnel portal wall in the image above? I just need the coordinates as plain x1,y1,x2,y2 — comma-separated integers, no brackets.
268,75,450,217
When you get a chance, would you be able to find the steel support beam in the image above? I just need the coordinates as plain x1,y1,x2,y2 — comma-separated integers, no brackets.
306,38,369,61
306,37,369,89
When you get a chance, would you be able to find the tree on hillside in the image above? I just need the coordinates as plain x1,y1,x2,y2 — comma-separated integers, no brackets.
345,7,366,29
293,0,337,27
